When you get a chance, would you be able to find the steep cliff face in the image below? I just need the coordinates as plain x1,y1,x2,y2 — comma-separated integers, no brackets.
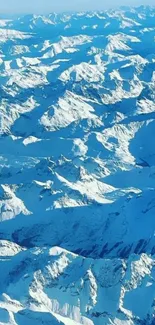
0,6,155,325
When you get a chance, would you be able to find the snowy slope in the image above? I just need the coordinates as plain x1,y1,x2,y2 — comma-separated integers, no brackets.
0,6,155,325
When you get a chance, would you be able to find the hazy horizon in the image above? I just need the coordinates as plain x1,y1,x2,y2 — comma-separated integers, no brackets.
0,0,154,15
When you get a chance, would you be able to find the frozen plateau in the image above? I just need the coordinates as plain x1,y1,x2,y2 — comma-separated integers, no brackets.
0,5,155,325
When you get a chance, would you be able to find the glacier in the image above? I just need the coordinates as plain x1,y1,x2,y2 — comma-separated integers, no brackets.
0,6,155,325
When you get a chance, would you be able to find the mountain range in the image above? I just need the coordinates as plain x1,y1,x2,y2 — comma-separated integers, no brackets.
0,6,155,325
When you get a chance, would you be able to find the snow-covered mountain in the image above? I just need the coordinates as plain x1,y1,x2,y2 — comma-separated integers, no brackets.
0,6,155,325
